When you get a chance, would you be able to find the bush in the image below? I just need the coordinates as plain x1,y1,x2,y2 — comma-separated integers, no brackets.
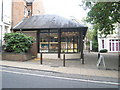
4,33,34,53
100,49,108,53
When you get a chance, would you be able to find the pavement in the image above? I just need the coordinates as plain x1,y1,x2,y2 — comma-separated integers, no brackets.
0,51,119,79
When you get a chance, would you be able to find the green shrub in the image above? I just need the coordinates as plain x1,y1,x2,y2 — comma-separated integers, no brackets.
4,33,34,53
100,49,108,53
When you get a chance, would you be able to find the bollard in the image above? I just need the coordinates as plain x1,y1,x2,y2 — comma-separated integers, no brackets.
40,52,42,64
63,53,65,67
81,53,84,64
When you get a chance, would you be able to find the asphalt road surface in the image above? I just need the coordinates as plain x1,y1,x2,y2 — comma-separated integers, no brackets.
1,66,119,88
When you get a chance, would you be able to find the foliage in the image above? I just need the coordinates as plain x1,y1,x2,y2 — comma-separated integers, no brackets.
4,33,34,53
100,49,108,53
92,28,98,52
86,2,120,36
86,29,94,41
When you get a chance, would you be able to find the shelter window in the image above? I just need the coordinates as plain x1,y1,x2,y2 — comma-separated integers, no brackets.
40,30,58,52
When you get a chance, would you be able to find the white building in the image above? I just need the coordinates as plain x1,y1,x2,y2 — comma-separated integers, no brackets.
0,0,12,47
98,23,120,52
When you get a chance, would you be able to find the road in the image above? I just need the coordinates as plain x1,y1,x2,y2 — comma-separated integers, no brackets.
1,66,119,88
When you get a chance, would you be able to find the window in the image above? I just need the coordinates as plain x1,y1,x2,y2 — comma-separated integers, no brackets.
119,40,120,51
102,40,104,49
39,30,80,53
28,9,31,16
61,31,79,53
40,32,49,52
112,40,114,51
109,40,111,51
40,30,58,53
49,33,58,52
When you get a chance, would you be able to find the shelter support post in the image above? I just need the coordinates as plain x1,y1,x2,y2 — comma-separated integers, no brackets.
58,29,61,58
80,30,84,64
37,31,40,53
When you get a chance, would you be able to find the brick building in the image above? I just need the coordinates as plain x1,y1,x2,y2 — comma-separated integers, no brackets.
12,0,45,27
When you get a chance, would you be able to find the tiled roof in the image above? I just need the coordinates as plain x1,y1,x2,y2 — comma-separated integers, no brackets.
13,14,88,29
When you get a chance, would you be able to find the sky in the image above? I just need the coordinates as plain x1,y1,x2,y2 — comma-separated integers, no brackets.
43,0,88,22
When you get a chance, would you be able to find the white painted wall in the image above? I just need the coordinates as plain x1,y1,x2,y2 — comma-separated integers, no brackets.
0,0,12,46
98,23,120,52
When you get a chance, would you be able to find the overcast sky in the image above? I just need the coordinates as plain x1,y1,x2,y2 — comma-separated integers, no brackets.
43,0,88,21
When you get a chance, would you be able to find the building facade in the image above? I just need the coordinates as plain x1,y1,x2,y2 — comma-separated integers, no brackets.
12,0,45,27
0,0,12,48
98,23,120,53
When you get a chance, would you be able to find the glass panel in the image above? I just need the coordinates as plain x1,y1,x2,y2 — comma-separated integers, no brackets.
112,42,114,51
73,36,78,52
119,42,120,51
68,37,73,52
40,30,58,53
102,40,104,49
61,37,67,52
116,42,118,51
49,33,58,52
109,41,111,51
61,31,79,53
40,33,49,52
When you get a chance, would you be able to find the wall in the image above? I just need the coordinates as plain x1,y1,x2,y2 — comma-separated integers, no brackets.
32,0,45,15
12,0,26,27
12,0,45,27
17,31,38,57
98,24,120,52
0,0,12,46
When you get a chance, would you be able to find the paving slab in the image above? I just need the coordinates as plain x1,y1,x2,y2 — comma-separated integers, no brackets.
0,60,119,79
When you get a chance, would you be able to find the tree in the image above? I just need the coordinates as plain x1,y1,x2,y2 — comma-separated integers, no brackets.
86,2,120,36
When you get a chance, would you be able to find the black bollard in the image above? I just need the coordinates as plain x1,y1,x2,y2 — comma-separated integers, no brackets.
63,53,65,67
81,53,84,64
40,53,42,64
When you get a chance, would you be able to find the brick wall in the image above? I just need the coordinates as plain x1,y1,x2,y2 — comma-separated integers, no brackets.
32,0,45,15
12,0,26,27
17,31,38,57
12,0,45,27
